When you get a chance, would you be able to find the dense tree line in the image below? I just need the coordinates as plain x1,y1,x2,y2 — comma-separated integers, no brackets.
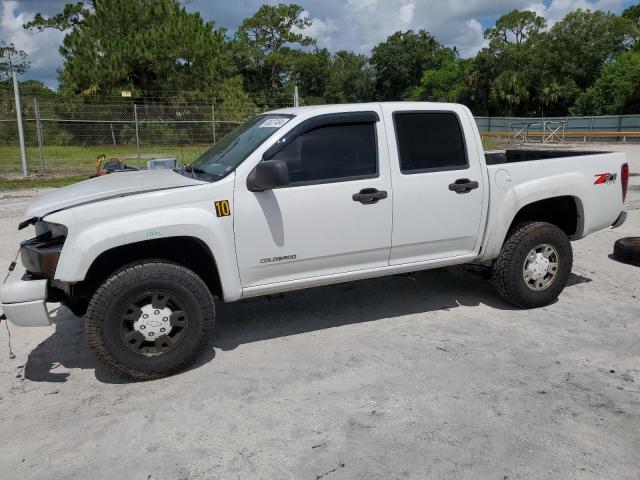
2,0,640,117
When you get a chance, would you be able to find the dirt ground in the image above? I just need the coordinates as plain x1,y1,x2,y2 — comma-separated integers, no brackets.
0,144,639,480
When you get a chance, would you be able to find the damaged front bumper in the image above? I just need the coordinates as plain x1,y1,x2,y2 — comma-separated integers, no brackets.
0,256,51,327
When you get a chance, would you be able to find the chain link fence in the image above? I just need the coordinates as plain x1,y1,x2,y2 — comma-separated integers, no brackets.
4,92,640,175
0,94,295,175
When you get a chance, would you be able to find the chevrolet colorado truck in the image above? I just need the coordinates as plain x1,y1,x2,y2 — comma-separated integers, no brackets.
0,102,629,380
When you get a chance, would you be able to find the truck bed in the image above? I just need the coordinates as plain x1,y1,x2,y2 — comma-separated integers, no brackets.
479,149,626,262
485,149,605,165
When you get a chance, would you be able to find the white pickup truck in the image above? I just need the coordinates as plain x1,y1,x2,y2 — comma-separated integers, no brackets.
0,102,629,380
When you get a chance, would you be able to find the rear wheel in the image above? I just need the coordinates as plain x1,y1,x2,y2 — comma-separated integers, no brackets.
85,260,215,380
493,222,572,308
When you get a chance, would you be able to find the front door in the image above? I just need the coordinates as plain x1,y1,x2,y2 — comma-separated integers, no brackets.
234,110,393,288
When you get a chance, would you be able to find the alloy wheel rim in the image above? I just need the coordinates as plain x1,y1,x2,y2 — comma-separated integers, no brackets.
522,243,559,291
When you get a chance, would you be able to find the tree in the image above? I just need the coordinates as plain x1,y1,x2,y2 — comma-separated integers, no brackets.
484,10,546,47
546,9,629,90
572,51,640,115
324,51,375,103
235,3,314,92
36,0,235,97
0,42,29,80
289,49,331,104
491,71,529,115
410,58,467,102
23,1,93,32
621,4,640,48
214,76,259,121
536,78,577,116
370,30,456,100
466,49,496,115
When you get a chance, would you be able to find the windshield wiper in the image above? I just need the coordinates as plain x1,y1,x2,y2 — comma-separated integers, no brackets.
179,164,207,178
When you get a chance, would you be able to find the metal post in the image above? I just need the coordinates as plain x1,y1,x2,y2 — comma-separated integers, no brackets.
294,86,299,108
617,115,623,143
211,104,216,143
33,98,45,172
133,104,140,167
12,70,28,177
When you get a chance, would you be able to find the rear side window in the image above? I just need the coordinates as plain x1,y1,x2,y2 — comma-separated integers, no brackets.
394,112,467,173
272,123,377,185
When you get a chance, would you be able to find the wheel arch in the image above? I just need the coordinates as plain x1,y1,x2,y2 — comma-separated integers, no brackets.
59,236,229,317
481,193,584,261
507,195,584,239
91,236,221,294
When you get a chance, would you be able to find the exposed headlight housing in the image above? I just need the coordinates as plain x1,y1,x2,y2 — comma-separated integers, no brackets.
20,221,67,279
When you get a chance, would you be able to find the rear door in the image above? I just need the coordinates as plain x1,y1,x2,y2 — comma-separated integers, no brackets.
387,107,486,264
234,109,393,287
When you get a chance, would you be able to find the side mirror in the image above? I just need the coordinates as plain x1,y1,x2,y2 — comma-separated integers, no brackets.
247,159,290,192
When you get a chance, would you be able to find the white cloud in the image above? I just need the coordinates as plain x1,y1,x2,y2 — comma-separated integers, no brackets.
399,3,415,24
295,0,628,57
0,1,64,86
299,11,339,49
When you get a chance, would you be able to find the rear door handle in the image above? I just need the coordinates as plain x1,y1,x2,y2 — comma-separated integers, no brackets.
352,188,388,204
448,178,479,194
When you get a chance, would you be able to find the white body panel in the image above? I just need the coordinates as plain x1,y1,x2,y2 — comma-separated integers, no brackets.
1,102,627,329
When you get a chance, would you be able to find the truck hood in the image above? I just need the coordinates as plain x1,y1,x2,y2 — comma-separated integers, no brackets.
24,169,206,219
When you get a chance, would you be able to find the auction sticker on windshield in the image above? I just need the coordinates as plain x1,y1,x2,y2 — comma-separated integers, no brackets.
259,118,289,128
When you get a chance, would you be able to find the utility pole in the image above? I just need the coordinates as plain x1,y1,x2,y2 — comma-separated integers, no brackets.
10,56,28,177
294,86,299,108
34,98,45,172
134,104,141,167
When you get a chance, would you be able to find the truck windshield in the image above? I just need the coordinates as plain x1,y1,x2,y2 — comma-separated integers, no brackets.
183,114,293,181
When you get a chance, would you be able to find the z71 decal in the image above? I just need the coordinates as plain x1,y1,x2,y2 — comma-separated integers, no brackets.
214,200,231,217
594,173,617,185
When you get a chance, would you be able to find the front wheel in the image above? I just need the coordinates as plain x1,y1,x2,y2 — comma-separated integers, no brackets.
493,222,573,308
85,260,215,380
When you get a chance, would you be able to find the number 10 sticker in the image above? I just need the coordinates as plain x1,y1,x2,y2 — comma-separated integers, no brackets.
214,200,231,217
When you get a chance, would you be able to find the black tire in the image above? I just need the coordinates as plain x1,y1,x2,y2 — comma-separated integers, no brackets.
493,222,573,308
613,237,640,266
85,260,215,380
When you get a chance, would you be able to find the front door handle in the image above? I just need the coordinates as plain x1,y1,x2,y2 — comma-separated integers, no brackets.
352,188,388,204
448,178,479,194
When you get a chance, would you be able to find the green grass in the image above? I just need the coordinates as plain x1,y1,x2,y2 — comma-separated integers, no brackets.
0,175,88,190
481,136,499,151
0,145,209,175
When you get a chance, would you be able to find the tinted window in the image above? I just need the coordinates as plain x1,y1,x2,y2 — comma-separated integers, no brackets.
394,112,467,173
272,123,377,185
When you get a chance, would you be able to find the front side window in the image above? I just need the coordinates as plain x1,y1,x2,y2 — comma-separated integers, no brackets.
271,122,377,185
394,112,467,174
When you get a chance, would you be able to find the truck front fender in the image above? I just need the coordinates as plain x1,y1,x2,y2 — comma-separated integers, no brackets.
52,206,242,302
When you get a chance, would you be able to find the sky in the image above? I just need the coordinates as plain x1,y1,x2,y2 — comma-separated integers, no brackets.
0,0,636,88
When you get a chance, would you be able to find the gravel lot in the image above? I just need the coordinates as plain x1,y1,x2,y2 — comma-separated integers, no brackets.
0,144,639,480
